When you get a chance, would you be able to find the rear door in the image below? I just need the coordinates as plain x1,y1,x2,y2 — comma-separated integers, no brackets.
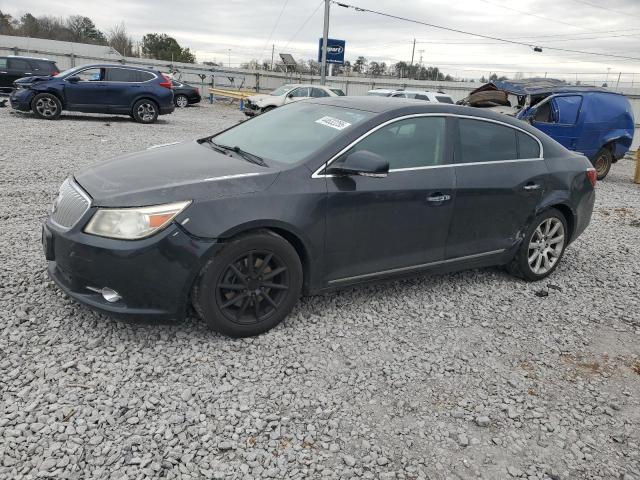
104,67,153,111
447,117,546,258
323,115,456,283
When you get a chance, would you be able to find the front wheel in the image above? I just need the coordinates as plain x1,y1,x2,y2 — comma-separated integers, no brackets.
132,99,159,123
508,208,568,281
592,147,612,180
192,231,303,337
261,106,275,114
31,93,62,120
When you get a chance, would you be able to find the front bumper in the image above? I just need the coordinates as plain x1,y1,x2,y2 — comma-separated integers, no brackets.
43,218,221,322
9,88,33,111
243,103,261,117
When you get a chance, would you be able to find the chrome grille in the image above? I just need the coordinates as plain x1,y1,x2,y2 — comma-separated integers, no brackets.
51,179,91,229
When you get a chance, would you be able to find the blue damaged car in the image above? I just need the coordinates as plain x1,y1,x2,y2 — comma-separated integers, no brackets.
462,79,635,180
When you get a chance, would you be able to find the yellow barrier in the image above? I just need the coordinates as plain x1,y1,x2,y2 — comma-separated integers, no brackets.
208,87,254,100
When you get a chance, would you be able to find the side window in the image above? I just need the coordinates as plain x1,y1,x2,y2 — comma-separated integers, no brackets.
458,119,518,163
105,68,137,82
415,94,430,101
311,88,329,98
32,60,56,73
391,93,406,98
0,58,6,69
436,95,454,104
533,101,553,122
290,87,310,98
7,58,31,70
517,132,540,159
343,117,446,170
553,95,582,124
75,68,104,81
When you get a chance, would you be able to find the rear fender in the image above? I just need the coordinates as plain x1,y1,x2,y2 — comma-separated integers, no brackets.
602,131,633,160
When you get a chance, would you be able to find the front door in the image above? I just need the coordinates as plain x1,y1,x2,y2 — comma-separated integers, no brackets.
284,86,311,104
322,115,456,283
526,94,583,152
447,117,547,258
64,67,108,109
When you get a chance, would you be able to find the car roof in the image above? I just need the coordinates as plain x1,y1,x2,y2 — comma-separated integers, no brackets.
73,63,160,72
395,90,452,96
3,55,55,62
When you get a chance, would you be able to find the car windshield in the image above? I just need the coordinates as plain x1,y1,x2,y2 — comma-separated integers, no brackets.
330,89,345,96
212,102,372,165
270,85,295,96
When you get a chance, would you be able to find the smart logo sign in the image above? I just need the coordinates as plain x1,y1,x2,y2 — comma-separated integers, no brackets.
318,38,346,65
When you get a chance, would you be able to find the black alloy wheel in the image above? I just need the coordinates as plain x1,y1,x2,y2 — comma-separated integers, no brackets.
193,231,303,337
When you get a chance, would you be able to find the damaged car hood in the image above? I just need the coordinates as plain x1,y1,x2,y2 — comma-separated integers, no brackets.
75,141,278,207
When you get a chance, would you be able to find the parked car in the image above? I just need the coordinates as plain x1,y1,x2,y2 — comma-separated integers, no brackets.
461,78,635,180
366,88,454,104
172,80,201,107
0,55,59,94
244,84,345,116
43,98,596,337
10,64,174,123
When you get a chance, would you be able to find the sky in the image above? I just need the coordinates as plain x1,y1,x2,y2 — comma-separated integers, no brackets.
5,0,640,84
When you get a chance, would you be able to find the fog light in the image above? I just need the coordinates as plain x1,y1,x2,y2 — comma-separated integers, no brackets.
87,286,122,303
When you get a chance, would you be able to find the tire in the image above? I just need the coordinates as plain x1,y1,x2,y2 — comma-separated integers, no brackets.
592,147,612,180
192,231,303,337
31,93,62,120
132,99,159,123
508,208,569,281
175,94,189,108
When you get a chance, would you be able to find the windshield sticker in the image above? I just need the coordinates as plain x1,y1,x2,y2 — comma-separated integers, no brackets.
315,116,352,130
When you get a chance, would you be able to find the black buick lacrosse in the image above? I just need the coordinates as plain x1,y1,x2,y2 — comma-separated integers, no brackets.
43,97,596,336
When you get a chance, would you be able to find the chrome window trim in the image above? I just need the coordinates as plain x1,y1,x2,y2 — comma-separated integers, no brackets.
311,113,544,179
64,65,158,84
328,249,506,285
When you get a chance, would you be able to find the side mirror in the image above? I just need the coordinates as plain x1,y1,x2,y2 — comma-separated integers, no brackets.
327,150,389,178
287,93,294,98
66,75,81,83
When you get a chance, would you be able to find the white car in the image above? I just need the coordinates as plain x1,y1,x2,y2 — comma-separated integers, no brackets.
244,84,345,116
367,88,454,104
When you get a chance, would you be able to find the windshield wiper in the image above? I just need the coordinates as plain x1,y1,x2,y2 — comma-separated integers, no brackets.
206,139,268,167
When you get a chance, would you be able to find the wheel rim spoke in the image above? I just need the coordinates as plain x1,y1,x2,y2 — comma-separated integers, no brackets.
527,217,565,275
216,250,289,325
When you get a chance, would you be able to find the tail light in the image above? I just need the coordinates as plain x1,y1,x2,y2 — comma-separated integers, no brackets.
587,167,597,187
159,74,173,89
52,70,59,76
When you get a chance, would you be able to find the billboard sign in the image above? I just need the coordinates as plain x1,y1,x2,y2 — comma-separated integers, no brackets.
318,38,346,64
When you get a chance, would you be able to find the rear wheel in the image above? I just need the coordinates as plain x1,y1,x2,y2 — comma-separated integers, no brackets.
132,99,159,123
508,208,568,281
175,94,189,108
31,93,62,120
193,231,303,337
592,147,612,180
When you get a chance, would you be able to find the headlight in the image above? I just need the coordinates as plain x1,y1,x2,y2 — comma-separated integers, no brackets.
84,201,191,240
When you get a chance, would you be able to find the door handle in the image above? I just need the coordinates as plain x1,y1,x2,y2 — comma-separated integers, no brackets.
523,183,541,191
427,194,451,203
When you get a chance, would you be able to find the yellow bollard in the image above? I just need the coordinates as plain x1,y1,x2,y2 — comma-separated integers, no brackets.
636,150,640,184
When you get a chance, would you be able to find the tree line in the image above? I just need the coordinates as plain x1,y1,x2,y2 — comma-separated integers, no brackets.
0,11,196,63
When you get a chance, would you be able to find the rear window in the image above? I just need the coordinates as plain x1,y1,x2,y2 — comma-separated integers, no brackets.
105,68,154,82
31,60,57,74
436,95,454,104
7,58,31,70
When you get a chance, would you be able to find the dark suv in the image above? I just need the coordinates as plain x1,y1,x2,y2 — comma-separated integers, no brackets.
10,64,175,123
0,56,59,94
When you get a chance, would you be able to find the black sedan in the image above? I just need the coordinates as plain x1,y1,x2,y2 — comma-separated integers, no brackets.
172,80,201,107
43,97,596,337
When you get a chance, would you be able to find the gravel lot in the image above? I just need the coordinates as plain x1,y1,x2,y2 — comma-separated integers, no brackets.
1,102,639,480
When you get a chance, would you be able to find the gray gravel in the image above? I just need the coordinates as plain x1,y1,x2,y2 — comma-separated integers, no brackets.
1,102,640,480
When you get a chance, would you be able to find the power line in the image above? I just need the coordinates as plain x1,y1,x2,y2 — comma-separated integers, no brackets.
284,0,324,49
566,0,640,19
259,0,290,60
477,0,587,31
333,1,640,63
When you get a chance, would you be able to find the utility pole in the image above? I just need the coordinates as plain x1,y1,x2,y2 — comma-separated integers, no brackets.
410,38,416,78
271,44,275,71
320,0,330,85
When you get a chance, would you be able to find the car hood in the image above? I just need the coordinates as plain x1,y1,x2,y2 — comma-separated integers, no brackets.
15,75,54,86
247,94,276,104
75,140,278,207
